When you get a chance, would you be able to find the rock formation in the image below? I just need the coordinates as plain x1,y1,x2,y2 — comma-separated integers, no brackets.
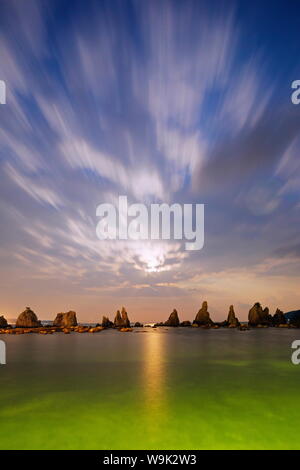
101,316,113,328
165,309,180,326
248,302,263,325
193,301,213,326
0,315,8,328
272,308,285,325
114,310,123,327
180,320,191,327
114,307,130,328
227,305,240,327
121,307,130,328
248,302,271,326
262,307,273,324
134,322,143,327
53,311,77,327
16,307,41,328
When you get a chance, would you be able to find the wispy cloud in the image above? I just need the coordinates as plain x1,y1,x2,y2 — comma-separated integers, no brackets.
0,0,299,320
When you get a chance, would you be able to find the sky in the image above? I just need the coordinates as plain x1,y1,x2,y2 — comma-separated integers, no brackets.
0,0,300,323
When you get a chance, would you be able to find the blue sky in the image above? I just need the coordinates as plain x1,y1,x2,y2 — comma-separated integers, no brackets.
0,0,300,322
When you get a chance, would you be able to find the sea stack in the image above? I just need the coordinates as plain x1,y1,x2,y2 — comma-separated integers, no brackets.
262,307,272,324
0,315,8,328
16,307,41,328
114,307,130,328
114,310,122,327
248,302,262,325
53,311,77,327
227,305,240,327
165,309,180,326
193,301,213,326
248,302,270,326
273,308,286,325
102,316,113,328
121,307,130,328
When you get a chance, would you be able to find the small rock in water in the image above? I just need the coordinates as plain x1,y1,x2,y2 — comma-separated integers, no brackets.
180,320,191,327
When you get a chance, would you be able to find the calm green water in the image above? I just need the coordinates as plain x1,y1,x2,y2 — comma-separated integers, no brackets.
0,328,300,449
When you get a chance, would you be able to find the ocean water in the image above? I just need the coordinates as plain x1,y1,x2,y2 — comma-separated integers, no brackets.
0,327,300,450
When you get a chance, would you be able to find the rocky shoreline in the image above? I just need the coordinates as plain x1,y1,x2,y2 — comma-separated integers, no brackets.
0,302,299,335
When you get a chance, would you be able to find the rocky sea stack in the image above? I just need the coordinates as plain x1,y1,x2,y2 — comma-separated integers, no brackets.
114,307,130,328
101,316,113,328
248,303,275,326
53,311,77,327
227,305,240,327
193,301,213,326
165,309,180,326
16,307,41,328
273,308,286,325
0,315,8,328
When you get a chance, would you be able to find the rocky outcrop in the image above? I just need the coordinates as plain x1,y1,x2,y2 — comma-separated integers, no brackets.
134,322,143,327
248,303,271,326
114,310,122,327
114,307,130,328
165,309,180,326
193,301,213,326
101,316,113,328
16,307,41,328
121,307,130,328
262,307,273,324
248,302,263,325
88,326,104,333
0,315,8,328
273,308,286,325
227,305,240,327
180,320,191,327
53,311,77,328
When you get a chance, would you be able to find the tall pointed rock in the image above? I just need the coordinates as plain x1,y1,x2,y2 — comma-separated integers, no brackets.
227,305,239,327
165,309,180,326
121,307,130,328
193,301,213,325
